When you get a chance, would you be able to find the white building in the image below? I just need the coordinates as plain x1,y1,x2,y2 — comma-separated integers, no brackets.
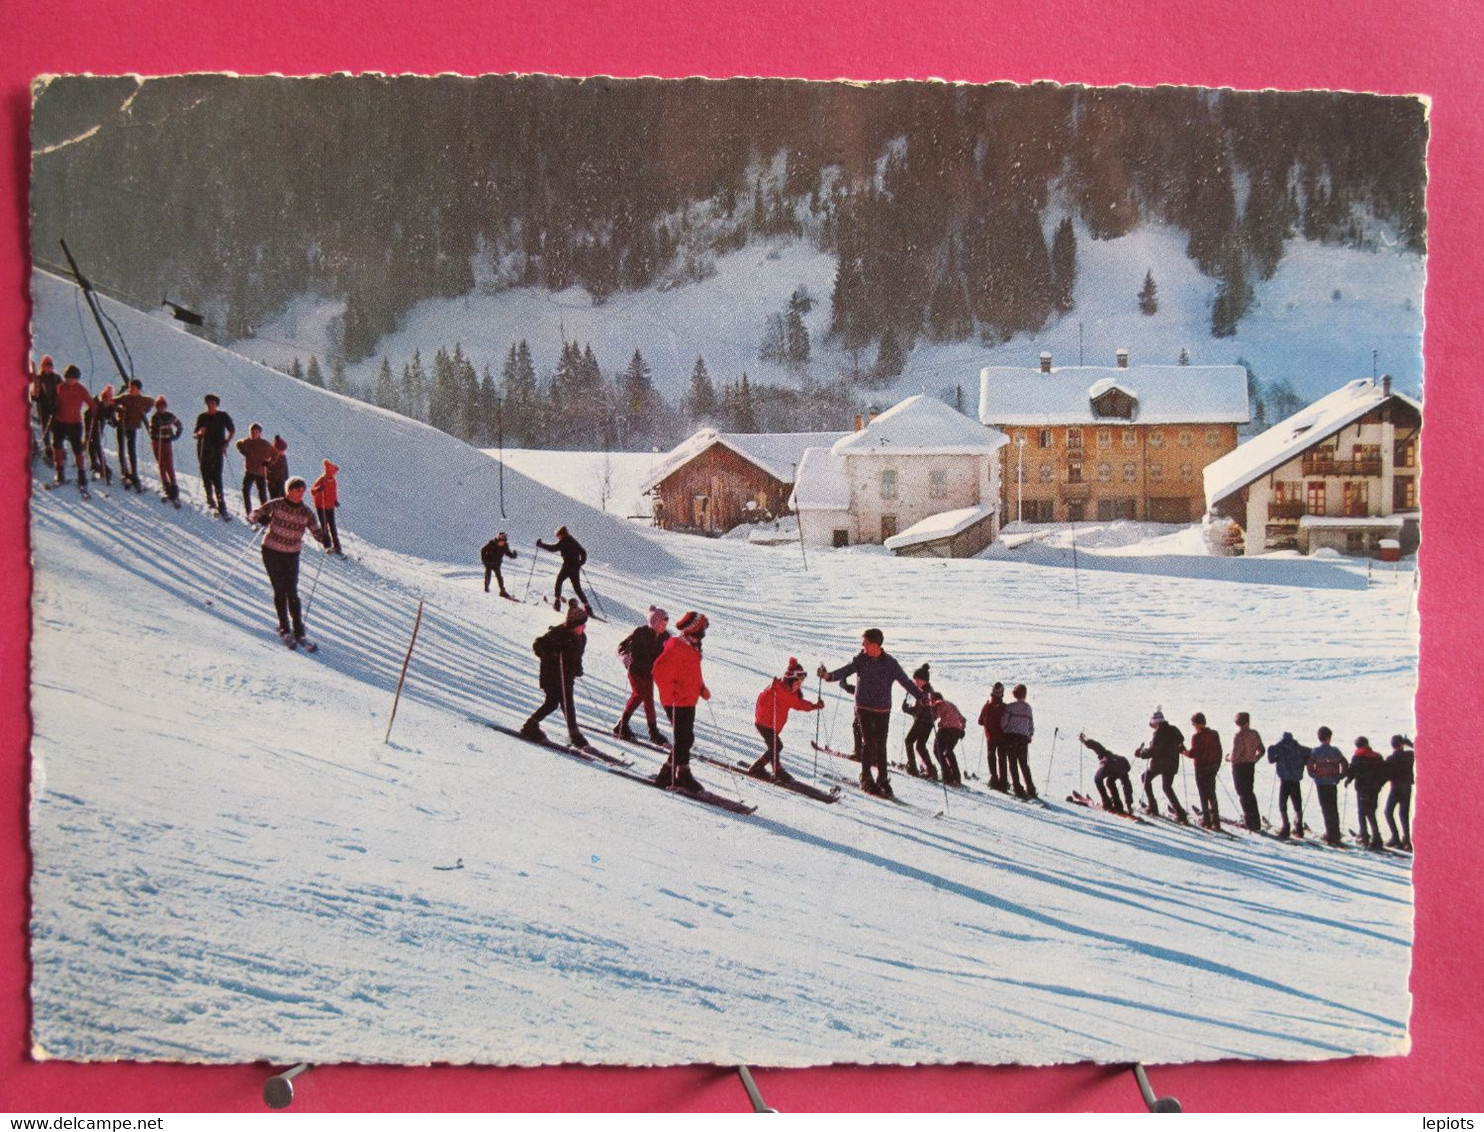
791,395,1009,552
1203,377,1422,556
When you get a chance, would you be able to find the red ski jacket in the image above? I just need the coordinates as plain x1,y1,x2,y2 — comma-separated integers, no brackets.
651,636,708,708
54,380,92,426
311,462,339,509
755,679,820,731
1185,728,1224,769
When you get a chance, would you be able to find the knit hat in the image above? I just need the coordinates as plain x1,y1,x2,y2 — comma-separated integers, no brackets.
648,605,669,630
1150,707,1166,726
676,611,708,635
784,656,807,681
565,603,590,627
913,663,931,682
154,395,168,409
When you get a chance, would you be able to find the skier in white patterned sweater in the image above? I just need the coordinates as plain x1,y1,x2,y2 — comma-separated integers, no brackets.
250,476,329,646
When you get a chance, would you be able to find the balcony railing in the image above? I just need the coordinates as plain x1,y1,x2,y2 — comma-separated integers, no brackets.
1301,455,1383,476
1060,481,1091,500
1268,501,1305,521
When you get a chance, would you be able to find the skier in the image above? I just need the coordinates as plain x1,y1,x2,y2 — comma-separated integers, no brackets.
49,364,92,489
1077,733,1135,813
1183,712,1224,829
1229,711,1266,832
1136,708,1188,823
927,692,965,787
1307,726,1349,846
901,664,939,779
1384,735,1414,851
519,603,590,748
1345,736,1390,850
111,378,154,492
310,460,343,555
193,393,235,518
977,682,1010,792
613,605,670,745
1002,684,1038,799
249,476,329,647
148,396,184,503
818,628,920,798
479,532,517,596
1266,731,1310,839
536,525,589,610
650,611,711,793
85,384,114,483
30,354,60,457
748,656,824,783
236,423,276,516
266,435,290,500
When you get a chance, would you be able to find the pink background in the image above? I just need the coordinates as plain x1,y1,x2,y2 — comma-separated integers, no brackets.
3,0,1481,1112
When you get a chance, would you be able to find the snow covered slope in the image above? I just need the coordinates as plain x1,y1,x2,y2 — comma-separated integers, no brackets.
230,223,1424,408
29,272,1416,1066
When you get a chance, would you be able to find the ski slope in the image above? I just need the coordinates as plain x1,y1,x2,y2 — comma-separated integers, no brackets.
29,270,1416,1067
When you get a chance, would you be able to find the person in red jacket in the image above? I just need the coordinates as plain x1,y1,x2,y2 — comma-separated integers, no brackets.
310,459,342,554
650,611,711,793
748,657,824,783
977,682,1010,792
1184,712,1224,829
928,692,966,786
51,364,93,488
236,423,276,516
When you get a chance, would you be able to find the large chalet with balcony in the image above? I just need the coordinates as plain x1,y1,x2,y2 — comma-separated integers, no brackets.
1203,376,1421,556
979,350,1250,525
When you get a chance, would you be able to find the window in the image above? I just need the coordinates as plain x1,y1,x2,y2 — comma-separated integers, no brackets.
1346,531,1369,555
929,469,948,499
1343,480,1369,517
1179,429,1193,447
1395,436,1417,468
1122,462,1137,483
1038,429,1054,449
1097,462,1112,482
1097,428,1112,448
1149,463,1164,483
1206,428,1222,448
1394,476,1416,510
1306,481,1327,515
1098,498,1137,521
1067,428,1084,449
1066,501,1086,522
881,515,897,540
1039,463,1055,484
1023,499,1055,523
1067,462,1083,484
1180,463,1194,481
832,529,850,548
880,469,897,500
1123,428,1138,449
1148,428,1164,448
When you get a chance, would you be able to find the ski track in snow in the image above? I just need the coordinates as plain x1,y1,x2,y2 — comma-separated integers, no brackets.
28,273,1416,1067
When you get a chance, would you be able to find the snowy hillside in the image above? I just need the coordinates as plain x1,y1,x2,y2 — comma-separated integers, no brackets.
231,223,1424,412
29,271,1416,1067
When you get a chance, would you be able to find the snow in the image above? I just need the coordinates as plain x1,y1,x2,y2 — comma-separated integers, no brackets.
488,447,662,520
883,505,997,550
980,363,1250,427
788,447,850,511
29,268,1416,1068
228,221,1424,411
1202,378,1423,507
832,394,1008,456
638,429,847,494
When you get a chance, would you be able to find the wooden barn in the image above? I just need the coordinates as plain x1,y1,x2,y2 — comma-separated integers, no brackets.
642,429,846,535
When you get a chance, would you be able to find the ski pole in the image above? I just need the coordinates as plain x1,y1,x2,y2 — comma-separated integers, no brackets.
1045,727,1060,794
522,543,541,601
705,699,746,800
303,545,329,622
384,599,425,744
586,578,607,619
204,525,267,606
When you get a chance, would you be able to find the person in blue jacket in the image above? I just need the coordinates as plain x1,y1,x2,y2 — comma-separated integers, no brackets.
1307,726,1350,846
819,628,920,799
1267,731,1311,840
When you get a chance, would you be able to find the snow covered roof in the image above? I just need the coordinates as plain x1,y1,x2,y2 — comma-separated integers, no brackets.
979,363,1250,426
789,446,851,511
640,429,847,493
883,504,998,551
1203,379,1424,507
1297,514,1408,529
831,395,1009,456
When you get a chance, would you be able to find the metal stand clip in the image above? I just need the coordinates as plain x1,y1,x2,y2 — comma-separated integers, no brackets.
263,1063,311,1109
1132,1063,1181,1112
736,1065,779,1113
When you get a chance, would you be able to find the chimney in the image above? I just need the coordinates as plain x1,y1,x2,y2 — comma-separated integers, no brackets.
1039,352,1052,374
853,413,864,431
1382,374,1392,396
867,405,881,423
1116,348,1130,369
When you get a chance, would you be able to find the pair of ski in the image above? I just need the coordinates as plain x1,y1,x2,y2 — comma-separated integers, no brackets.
805,743,934,809
42,480,91,500
487,723,756,815
689,753,841,804
1066,791,1150,824
276,629,319,653
1140,807,1238,839
540,595,606,622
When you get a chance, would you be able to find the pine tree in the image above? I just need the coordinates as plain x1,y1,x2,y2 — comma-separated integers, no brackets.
784,307,810,369
400,350,427,421
1211,254,1253,338
329,357,350,396
289,357,304,381
305,355,324,387
688,356,717,421
874,327,906,382
734,371,757,432
374,355,398,413
1050,218,1077,312
1138,270,1159,316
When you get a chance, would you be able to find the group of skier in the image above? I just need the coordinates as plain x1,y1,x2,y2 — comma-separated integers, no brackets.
30,357,347,651
508,584,1416,844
